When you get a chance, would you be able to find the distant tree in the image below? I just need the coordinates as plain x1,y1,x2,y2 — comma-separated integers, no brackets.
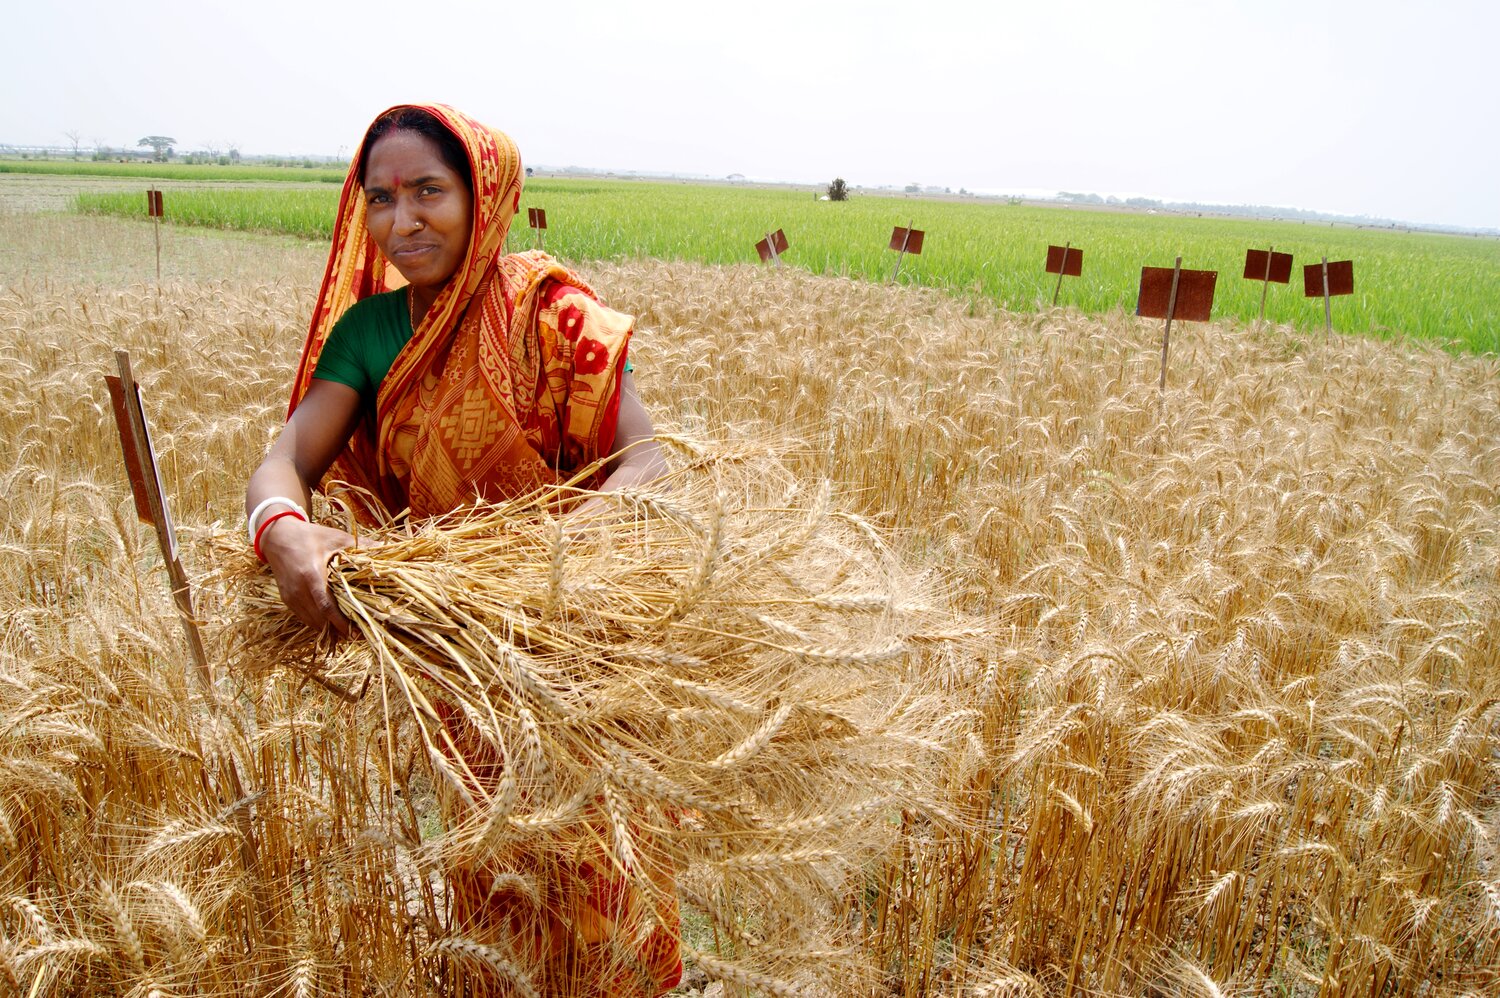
525,166,534,177
138,135,176,161
826,178,849,201
228,146,241,163
904,182,921,193
63,130,83,158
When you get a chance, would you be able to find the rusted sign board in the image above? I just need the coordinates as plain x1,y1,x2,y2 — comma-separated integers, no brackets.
888,221,924,282
1305,257,1354,334
1138,258,1217,391
1244,248,1292,283
1303,259,1354,297
1046,242,1083,305
105,350,210,684
889,226,925,254
527,207,548,249
1137,265,1217,322
755,228,789,264
1245,247,1292,321
105,376,156,525
1046,243,1083,277
147,188,164,281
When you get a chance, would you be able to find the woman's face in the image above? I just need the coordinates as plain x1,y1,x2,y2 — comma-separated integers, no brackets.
362,129,473,298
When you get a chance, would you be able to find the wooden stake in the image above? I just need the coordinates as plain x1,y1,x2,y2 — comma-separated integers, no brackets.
1159,256,1182,391
1259,245,1273,322
110,349,211,687
1321,255,1332,334
1053,242,1071,305
891,218,913,283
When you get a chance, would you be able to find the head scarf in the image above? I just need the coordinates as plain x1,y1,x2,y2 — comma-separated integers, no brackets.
290,103,632,522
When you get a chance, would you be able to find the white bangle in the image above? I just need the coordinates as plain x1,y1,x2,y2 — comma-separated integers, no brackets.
247,496,308,544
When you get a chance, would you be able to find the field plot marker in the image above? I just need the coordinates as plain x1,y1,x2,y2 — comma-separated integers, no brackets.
1243,246,1292,321
756,228,789,267
146,187,164,282
1045,242,1083,304
1136,257,1218,390
106,349,211,686
1304,257,1354,334
528,207,548,251
888,220,925,282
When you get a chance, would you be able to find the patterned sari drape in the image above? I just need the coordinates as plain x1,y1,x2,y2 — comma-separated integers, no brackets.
284,104,680,996
289,103,630,523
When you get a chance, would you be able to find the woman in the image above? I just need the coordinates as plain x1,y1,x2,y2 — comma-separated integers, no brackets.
245,104,678,995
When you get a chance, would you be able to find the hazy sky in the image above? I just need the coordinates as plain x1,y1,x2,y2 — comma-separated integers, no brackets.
5,0,1497,228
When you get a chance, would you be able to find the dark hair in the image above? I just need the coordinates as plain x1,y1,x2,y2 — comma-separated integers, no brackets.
357,107,473,193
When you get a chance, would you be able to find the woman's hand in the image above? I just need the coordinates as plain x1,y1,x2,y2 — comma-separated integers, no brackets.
246,378,364,632
259,516,360,634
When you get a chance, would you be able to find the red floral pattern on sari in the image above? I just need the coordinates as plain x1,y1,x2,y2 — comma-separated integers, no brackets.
575,336,609,376
558,303,586,341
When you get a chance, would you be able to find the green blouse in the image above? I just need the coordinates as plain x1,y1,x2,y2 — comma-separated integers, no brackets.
312,288,632,411
312,289,411,403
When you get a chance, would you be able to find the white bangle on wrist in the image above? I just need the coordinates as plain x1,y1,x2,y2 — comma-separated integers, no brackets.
247,496,308,545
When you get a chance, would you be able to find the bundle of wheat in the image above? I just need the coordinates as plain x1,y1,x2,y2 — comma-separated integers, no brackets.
205,440,981,996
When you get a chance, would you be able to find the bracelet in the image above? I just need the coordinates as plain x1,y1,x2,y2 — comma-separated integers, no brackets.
247,496,307,544
253,509,308,562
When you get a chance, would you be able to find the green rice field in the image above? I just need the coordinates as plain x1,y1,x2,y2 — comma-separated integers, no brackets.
70,178,1500,350
1,159,346,184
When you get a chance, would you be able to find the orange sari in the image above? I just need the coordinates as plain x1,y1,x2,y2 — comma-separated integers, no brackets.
288,104,681,995
290,104,631,522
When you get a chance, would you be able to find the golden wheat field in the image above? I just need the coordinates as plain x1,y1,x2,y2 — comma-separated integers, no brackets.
1,209,1498,997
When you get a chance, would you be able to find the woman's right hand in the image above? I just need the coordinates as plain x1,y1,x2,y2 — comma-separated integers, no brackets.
259,517,360,635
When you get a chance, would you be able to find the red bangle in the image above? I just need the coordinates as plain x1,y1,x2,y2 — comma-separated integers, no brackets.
254,509,307,562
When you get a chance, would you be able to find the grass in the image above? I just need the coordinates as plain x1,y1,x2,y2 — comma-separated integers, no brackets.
2,213,1498,995
0,158,347,183
70,177,1500,350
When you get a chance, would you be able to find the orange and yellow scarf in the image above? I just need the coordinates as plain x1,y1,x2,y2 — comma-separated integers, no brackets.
289,103,631,521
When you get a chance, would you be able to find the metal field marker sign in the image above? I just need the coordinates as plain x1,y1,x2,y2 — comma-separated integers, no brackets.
1244,247,1293,321
1304,258,1354,334
1137,258,1218,390
146,187,164,281
755,228,789,265
527,207,548,250
1304,259,1354,297
1045,243,1083,304
1244,248,1292,284
888,225,925,255
106,349,210,684
1137,264,1216,322
882,219,918,280
888,221,924,282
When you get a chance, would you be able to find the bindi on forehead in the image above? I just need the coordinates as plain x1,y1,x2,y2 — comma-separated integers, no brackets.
391,174,402,189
